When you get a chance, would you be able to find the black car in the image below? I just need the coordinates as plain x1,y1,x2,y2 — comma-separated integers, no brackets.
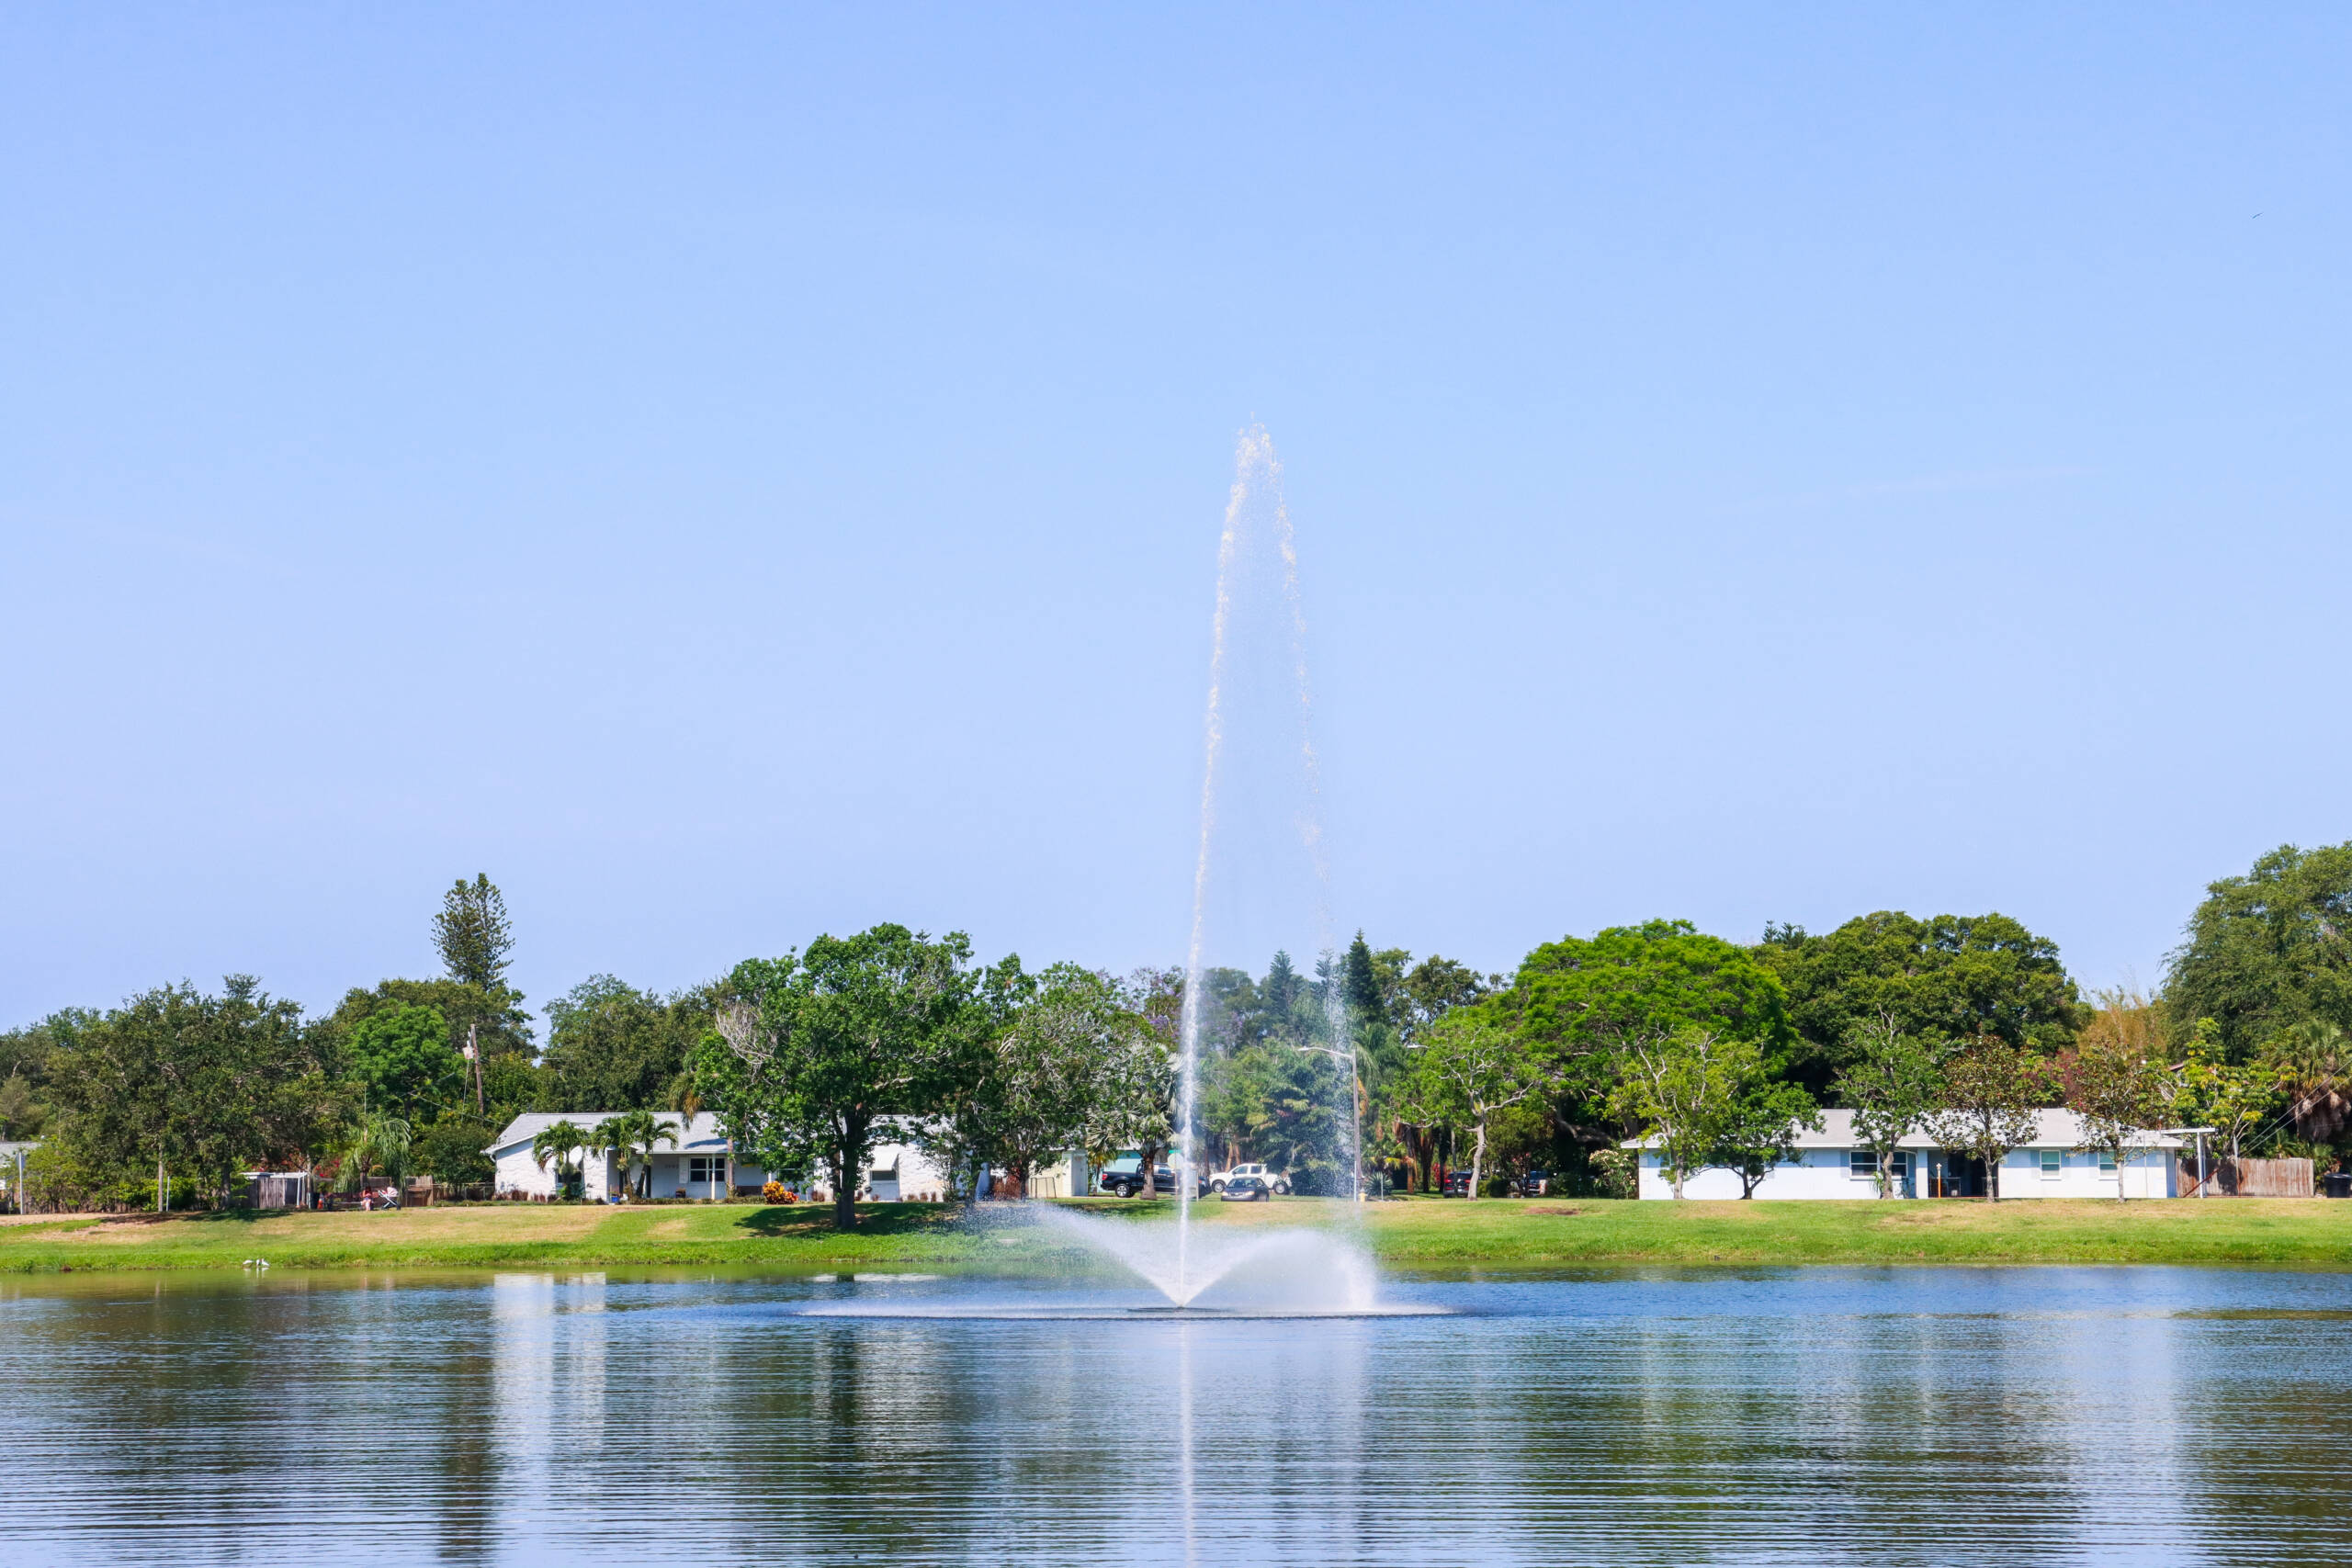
1220,1174,1272,1201
1512,1169,1554,1197
1440,1169,1473,1197
1100,1163,1203,1198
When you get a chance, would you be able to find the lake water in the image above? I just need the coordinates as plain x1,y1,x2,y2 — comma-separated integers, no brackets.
4,1265,2349,1565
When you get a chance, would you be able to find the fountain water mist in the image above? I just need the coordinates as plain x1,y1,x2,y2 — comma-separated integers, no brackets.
1172,426,1361,1305
1026,1203,1379,1313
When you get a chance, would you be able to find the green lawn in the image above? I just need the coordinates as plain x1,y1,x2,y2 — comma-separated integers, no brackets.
6,1192,2350,1274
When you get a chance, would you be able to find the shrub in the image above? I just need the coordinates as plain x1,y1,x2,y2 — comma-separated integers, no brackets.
1589,1147,1637,1200
762,1180,793,1203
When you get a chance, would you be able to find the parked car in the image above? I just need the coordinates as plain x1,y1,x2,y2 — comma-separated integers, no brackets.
1207,1161,1292,1195
1512,1170,1553,1197
1220,1174,1272,1201
1097,1159,1205,1198
1440,1168,1473,1197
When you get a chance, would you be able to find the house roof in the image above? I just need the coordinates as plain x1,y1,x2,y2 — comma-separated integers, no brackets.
1622,1108,2185,1152
0,1141,39,1158
486,1111,732,1157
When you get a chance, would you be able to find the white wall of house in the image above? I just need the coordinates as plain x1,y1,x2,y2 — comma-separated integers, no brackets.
1636,1145,2178,1200
865,1143,947,1201
1992,1145,2177,1199
1631,1110,2185,1200
1635,1147,1915,1200
1022,1151,1092,1199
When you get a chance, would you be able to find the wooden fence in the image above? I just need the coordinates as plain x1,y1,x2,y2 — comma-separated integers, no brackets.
2181,1156,2314,1198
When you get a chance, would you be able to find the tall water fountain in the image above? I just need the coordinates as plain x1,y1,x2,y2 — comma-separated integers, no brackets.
1062,426,1378,1315
806,427,1422,1324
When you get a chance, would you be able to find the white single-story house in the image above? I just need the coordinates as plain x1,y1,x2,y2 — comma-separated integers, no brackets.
1626,1110,2187,1200
487,1112,775,1201
487,1115,966,1202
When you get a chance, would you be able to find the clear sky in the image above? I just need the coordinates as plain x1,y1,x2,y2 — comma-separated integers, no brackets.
5,4,2347,1026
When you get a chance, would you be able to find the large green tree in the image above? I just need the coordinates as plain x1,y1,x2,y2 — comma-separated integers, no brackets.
41,977,335,1208
1504,920,1796,1124
540,976,718,1111
1197,1038,1347,1190
698,925,983,1230
321,978,535,1100
1396,1007,1549,1201
2165,842,2352,1062
345,1004,466,1119
927,962,1158,1199
1758,911,2086,1095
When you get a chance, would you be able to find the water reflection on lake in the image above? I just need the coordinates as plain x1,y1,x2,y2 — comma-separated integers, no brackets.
4,1267,2349,1565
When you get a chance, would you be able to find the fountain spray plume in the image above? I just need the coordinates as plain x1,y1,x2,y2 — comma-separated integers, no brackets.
1259,433,1362,1207
1176,427,1361,1303
1173,434,1250,1303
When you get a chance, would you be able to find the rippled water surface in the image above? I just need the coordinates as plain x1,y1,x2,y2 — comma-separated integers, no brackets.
6,1266,2350,1565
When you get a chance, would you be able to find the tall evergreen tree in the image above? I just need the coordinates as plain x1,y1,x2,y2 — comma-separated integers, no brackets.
1342,931,1384,1027
434,874,515,994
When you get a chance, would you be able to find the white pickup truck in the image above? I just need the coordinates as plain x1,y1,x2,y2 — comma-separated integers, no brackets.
1206,1161,1291,1196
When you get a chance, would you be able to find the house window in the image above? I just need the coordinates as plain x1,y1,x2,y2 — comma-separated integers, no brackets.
2098,1150,2117,1174
1848,1151,1874,1178
2041,1149,2063,1177
689,1156,728,1182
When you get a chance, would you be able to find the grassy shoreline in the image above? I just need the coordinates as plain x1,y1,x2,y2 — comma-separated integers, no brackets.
6,1194,2351,1275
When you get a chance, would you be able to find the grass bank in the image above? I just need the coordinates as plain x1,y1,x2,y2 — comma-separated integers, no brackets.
5,1193,2350,1274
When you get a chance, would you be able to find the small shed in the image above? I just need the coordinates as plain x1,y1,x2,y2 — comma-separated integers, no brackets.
244,1170,311,1210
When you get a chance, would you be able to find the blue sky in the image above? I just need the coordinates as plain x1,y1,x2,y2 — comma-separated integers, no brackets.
4,4,2347,1025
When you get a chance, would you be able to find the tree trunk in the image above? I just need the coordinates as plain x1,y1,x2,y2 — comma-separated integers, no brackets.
831,1147,856,1230
1468,1119,1487,1201
1876,1149,1894,1199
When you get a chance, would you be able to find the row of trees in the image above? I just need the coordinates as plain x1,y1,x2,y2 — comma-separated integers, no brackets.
1344,848,2352,1200
8,841,2352,1215
0,876,720,1207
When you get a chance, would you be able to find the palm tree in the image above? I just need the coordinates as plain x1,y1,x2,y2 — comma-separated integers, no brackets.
591,1111,673,1201
669,1072,704,1134
341,1113,413,1194
532,1119,591,1198
2271,1021,2352,1142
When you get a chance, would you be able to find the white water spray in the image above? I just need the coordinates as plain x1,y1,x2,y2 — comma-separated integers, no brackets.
1174,427,1360,1306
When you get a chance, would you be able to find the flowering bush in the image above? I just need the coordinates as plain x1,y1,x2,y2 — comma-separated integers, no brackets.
762,1180,794,1204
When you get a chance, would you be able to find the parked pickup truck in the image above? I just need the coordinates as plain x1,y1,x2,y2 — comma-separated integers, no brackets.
1097,1158,1205,1198
1207,1162,1291,1196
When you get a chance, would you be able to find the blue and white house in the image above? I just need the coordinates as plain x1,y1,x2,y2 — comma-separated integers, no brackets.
1626,1109,2186,1199
487,1111,771,1201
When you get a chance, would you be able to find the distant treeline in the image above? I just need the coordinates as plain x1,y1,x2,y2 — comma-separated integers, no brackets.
6,843,2351,1218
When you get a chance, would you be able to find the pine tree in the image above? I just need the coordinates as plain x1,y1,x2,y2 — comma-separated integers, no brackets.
1342,931,1383,1027
434,874,515,994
